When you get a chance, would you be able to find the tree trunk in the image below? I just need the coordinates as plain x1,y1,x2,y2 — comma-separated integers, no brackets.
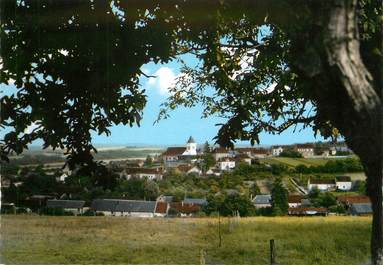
290,0,382,264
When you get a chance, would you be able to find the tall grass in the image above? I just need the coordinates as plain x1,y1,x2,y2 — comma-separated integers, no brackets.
1,215,371,265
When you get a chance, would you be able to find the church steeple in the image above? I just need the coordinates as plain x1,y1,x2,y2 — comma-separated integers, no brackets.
187,136,195,144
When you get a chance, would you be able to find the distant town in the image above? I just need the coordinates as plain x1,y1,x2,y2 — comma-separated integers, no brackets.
1,136,370,218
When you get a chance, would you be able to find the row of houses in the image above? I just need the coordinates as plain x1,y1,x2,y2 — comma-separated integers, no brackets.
42,196,207,217
252,194,372,216
307,176,352,191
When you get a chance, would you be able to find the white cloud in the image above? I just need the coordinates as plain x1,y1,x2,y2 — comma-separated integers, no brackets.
147,67,177,95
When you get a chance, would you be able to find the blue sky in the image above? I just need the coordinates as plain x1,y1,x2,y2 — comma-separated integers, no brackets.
0,57,324,147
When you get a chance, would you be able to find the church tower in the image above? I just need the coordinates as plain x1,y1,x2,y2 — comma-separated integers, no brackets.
185,136,197,155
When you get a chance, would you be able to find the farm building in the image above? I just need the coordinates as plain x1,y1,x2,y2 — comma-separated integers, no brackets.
115,200,157,217
121,167,163,181
295,144,315,157
46,200,85,215
154,202,168,217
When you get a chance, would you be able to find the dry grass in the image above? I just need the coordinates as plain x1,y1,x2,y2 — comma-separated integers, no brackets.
1,215,371,265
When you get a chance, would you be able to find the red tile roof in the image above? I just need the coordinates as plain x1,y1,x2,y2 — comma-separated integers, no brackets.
337,195,371,204
212,147,229,154
288,195,304,204
162,147,186,156
155,202,168,214
177,164,193,173
288,207,328,214
169,202,201,214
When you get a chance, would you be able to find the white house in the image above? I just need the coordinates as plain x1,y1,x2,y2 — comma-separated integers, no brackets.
296,144,315,157
307,178,336,191
217,157,236,171
335,176,352,191
271,146,284,156
235,153,252,165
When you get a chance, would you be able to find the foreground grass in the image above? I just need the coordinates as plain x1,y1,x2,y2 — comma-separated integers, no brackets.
1,215,371,265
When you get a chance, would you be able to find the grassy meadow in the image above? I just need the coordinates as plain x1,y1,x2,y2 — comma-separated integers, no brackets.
1,215,371,265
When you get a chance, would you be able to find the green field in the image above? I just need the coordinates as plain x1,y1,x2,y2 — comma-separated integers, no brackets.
1,215,371,265
262,157,330,167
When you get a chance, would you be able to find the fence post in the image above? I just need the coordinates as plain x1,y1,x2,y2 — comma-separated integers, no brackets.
218,212,222,247
270,239,276,265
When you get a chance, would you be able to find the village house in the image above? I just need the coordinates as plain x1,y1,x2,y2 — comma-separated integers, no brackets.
162,136,198,164
121,167,163,181
271,146,284,156
252,194,272,209
295,144,315,157
212,147,231,161
307,178,336,191
335,176,352,191
217,157,236,171
46,199,85,215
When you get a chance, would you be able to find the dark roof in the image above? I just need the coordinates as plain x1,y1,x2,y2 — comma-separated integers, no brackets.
218,157,236,162
155,202,168,214
91,199,119,212
350,203,372,215
187,136,196,144
162,147,186,156
335,176,352,182
235,147,269,154
47,200,85,209
125,167,163,175
115,200,156,213
253,195,272,204
183,198,207,206
235,153,251,159
309,178,335,185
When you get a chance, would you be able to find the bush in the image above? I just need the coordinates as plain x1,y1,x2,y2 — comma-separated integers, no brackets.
279,150,303,158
